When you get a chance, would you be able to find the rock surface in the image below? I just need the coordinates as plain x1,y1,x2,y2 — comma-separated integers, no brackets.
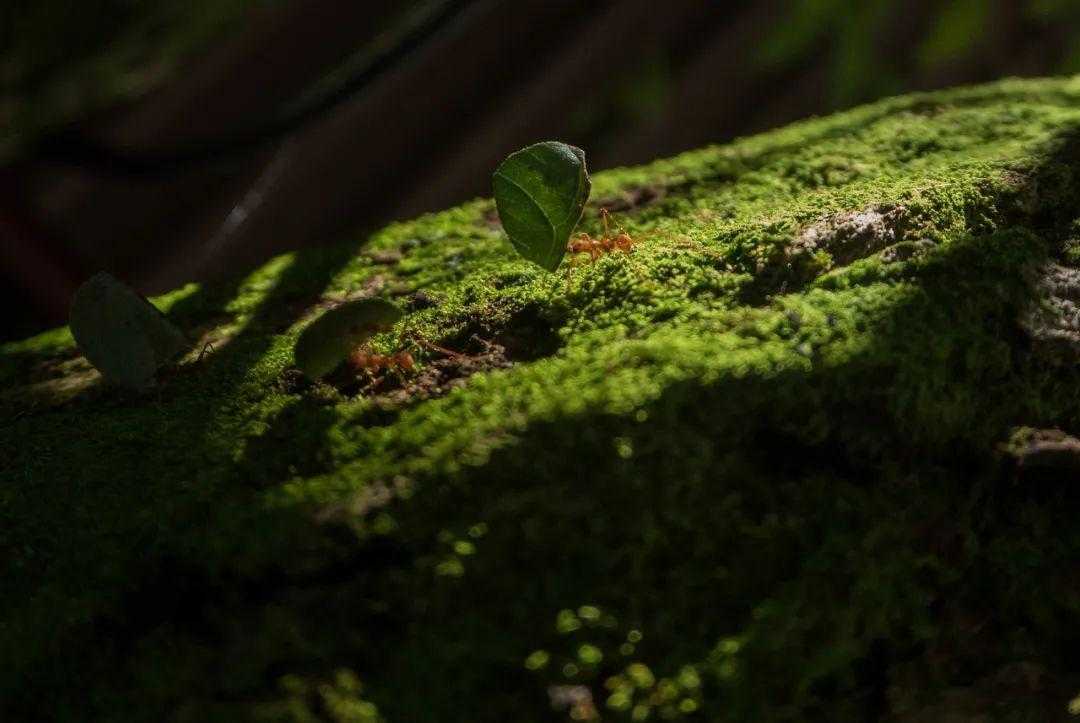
4,77,1080,721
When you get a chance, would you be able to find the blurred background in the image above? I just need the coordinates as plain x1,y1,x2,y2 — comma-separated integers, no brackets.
3,0,1080,340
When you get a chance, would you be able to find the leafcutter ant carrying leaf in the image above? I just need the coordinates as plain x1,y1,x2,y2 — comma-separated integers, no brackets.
492,141,591,271
294,298,404,379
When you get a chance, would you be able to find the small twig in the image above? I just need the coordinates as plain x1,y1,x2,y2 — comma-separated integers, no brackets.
412,337,467,359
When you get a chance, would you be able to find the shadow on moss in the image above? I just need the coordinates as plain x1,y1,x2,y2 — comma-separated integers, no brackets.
16,223,1080,721
7,94,1080,723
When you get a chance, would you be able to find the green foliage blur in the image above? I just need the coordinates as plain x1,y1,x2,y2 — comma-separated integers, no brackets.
759,0,1080,107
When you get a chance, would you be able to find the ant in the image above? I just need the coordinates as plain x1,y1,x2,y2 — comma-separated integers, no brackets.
566,208,634,262
345,337,463,377
347,348,415,375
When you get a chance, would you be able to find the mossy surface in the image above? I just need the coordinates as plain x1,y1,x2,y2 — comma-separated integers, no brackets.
4,77,1080,722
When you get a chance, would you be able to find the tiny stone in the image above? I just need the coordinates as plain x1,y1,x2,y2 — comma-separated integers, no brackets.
407,291,439,310
368,249,404,265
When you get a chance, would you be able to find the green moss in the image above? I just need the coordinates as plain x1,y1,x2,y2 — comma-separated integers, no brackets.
5,76,1080,721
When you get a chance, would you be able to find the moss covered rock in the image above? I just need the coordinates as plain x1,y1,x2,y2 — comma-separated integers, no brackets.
4,77,1080,722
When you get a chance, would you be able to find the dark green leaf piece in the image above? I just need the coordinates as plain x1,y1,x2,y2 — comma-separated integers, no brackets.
294,298,404,379
69,272,188,392
493,141,591,271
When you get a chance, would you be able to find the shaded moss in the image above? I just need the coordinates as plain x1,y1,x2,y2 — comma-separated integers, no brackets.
5,77,1080,721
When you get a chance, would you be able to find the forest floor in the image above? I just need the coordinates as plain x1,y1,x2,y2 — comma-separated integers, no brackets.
4,77,1080,721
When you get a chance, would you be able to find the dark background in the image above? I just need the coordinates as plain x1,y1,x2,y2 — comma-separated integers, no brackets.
3,0,1080,340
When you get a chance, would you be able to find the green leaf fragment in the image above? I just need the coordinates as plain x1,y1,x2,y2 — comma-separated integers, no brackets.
293,298,403,379
69,272,188,392
492,140,591,271
577,644,603,665
524,650,550,671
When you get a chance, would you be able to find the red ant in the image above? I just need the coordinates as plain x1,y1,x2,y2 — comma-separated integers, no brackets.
566,208,634,262
345,337,464,377
347,348,415,375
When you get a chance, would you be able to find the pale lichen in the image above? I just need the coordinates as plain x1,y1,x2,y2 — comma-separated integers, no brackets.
1021,262,1080,361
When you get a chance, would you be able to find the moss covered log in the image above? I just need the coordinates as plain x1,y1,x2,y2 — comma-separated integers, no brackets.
4,77,1080,722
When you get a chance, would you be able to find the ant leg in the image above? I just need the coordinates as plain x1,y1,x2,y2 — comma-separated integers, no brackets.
197,341,215,363
364,367,386,394
609,211,628,237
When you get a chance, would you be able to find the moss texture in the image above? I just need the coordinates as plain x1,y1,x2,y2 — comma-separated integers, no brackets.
4,77,1080,722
